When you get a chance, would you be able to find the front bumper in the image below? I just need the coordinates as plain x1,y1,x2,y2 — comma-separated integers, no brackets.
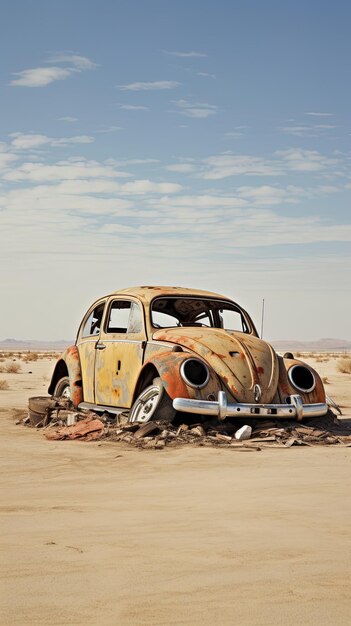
173,392,328,422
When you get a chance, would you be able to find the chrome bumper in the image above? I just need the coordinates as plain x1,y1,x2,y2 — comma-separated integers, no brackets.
172,392,328,422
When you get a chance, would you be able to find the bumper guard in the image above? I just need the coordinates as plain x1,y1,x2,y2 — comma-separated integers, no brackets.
172,392,328,422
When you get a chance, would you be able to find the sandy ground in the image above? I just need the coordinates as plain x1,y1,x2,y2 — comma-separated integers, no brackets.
1,353,351,626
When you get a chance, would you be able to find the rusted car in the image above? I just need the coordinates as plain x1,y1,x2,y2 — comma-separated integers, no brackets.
49,286,328,423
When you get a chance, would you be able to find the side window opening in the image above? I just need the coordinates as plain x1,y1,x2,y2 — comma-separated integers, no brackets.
82,302,105,337
106,301,143,334
218,308,247,333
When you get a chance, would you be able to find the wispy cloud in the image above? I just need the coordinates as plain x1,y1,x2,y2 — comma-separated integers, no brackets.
3,158,130,182
304,112,334,117
118,104,149,110
0,142,18,168
11,67,73,87
58,116,78,122
47,53,98,70
164,50,207,58
225,127,248,139
198,149,341,180
9,132,94,150
200,154,281,179
118,80,180,91
53,135,94,146
164,163,196,173
276,149,339,172
236,185,302,206
105,158,159,167
278,123,336,137
95,126,121,134
197,72,216,79
10,53,97,87
173,99,217,118
152,194,245,209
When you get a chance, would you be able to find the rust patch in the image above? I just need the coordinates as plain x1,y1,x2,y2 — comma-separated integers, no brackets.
278,357,326,403
61,345,83,407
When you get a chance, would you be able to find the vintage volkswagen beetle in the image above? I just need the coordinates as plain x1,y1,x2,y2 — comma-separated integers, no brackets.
49,286,328,423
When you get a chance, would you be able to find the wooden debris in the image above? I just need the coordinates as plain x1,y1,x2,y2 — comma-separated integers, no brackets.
24,395,351,451
190,425,206,437
134,421,160,439
176,424,189,436
44,416,104,441
215,433,232,442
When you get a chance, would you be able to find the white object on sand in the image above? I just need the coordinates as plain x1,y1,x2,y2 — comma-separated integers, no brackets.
234,425,252,440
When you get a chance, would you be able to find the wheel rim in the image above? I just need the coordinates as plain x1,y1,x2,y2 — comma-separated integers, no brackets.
60,384,71,400
129,385,161,423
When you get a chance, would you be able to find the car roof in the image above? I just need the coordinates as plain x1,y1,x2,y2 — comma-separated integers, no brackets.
107,286,233,304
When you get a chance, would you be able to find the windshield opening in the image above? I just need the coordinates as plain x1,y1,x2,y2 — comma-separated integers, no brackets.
151,297,253,334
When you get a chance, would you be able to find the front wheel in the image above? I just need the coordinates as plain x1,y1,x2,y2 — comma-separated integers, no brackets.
129,377,176,424
53,376,71,400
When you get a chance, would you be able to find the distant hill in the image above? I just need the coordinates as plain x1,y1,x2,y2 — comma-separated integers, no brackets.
270,338,351,352
1,337,350,353
0,338,73,351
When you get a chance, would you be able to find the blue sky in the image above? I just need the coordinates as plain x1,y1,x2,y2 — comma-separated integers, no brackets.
0,0,350,341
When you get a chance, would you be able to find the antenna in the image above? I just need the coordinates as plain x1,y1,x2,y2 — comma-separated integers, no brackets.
260,298,265,339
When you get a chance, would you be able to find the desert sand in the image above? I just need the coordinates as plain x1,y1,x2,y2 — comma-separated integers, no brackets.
1,353,351,626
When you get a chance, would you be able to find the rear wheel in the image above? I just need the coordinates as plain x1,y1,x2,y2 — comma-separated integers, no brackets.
53,376,71,400
129,377,176,424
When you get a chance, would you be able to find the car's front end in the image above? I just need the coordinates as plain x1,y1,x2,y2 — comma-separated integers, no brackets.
151,326,328,422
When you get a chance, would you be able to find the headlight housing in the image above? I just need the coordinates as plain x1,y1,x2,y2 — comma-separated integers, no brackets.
288,364,315,393
180,358,210,389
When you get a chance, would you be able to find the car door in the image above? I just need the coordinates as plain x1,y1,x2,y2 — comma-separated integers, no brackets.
94,297,146,408
76,299,107,404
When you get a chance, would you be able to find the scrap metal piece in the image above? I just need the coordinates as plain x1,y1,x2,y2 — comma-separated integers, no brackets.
326,395,342,416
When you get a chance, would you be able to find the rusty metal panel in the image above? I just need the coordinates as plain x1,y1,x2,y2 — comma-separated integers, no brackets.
152,328,279,403
143,350,222,401
77,340,96,404
277,356,326,404
61,346,83,407
95,340,144,408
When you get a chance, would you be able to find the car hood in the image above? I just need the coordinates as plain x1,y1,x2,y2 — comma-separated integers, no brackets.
152,327,279,403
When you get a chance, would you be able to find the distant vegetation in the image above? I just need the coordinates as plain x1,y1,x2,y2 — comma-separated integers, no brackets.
0,362,22,374
337,357,351,375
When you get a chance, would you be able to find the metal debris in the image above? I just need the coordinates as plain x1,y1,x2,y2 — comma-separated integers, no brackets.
23,396,351,449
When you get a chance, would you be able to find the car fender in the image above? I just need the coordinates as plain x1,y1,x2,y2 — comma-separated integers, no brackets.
133,350,222,403
48,345,83,407
277,356,326,404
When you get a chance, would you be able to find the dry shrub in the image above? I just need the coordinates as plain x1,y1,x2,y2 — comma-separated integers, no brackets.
337,357,351,374
5,362,21,374
23,352,39,362
322,376,329,385
0,379,9,390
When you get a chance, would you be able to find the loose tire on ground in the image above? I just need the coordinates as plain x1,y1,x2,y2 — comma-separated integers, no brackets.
28,396,57,426
28,396,55,414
